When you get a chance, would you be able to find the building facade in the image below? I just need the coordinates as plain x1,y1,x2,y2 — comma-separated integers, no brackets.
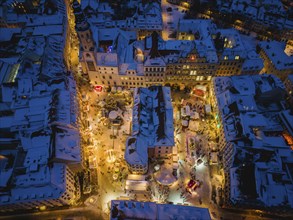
74,15,263,89
284,75,293,109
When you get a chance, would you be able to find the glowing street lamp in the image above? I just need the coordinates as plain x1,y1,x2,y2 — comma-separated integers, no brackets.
39,205,46,211
182,2,189,8
106,149,116,163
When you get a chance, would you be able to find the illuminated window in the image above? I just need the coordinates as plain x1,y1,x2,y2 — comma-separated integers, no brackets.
235,55,240,60
190,70,197,75
224,56,228,60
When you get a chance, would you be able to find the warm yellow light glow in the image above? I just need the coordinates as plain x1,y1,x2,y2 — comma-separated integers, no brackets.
182,2,189,8
39,205,46,211
106,149,116,163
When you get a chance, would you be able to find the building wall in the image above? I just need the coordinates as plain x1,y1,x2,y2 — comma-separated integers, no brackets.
154,146,173,157
127,162,148,175
241,69,261,75
259,49,292,81
77,30,261,88
83,54,112,85
0,165,79,212
284,76,293,108
94,66,119,87
144,66,165,87
120,70,146,88
78,29,95,52
81,52,253,89
165,54,215,87
216,59,243,76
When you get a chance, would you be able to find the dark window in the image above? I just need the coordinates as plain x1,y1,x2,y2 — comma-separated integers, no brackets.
87,61,95,71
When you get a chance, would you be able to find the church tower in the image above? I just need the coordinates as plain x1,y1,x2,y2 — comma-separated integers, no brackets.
72,0,95,52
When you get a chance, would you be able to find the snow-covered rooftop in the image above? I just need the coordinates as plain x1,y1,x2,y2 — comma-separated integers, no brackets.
218,0,289,29
178,19,216,38
259,41,293,70
54,127,81,163
0,28,21,42
0,163,69,206
213,74,293,207
96,53,118,66
0,0,81,209
125,86,174,167
86,0,162,31
110,200,211,220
